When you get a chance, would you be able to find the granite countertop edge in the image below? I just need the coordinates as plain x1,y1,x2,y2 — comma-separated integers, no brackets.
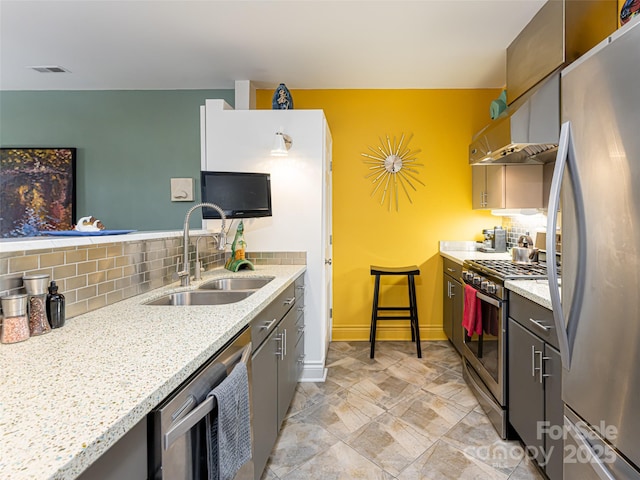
0,264,305,480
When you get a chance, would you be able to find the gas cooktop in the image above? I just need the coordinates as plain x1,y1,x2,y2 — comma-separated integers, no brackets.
464,259,549,280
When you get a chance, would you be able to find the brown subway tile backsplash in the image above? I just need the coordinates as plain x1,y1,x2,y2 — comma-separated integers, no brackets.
53,264,77,280
9,255,39,272
87,247,107,260
65,249,87,264
40,252,65,267
78,261,97,275
0,234,305,320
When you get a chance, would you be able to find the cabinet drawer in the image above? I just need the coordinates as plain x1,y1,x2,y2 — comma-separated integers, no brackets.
509,291,558,349
250,283,295,351
443,257,462,279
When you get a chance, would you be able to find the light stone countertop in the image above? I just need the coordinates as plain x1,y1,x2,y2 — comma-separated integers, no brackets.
0,264,305,480
505,279,554,310
438,241,512,265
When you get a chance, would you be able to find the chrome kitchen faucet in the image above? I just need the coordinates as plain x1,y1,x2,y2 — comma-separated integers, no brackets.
179,203,226,287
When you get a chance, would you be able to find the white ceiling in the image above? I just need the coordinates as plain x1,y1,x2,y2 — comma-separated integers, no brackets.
0,0,545,91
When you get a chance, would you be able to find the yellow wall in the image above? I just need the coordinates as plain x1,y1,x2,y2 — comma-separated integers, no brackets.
256,89,498,341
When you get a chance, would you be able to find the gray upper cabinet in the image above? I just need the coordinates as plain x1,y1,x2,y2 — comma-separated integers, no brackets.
472,165,543,210
506,0,616,105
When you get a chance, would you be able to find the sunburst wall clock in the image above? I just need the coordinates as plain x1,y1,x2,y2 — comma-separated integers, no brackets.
361,133,425,212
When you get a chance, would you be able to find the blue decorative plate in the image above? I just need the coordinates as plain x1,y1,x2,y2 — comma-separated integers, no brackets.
39,230,136,236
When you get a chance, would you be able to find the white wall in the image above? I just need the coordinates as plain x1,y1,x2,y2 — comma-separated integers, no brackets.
201,103,329,381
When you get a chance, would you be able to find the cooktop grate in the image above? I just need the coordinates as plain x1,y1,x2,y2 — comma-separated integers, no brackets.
466,259,549,280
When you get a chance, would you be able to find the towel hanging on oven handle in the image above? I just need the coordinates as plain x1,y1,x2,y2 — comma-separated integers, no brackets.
163,341,252,451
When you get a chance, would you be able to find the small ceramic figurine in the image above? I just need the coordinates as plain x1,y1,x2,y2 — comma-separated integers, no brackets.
272,83,294,110
225,221,255,272
75,216,105,232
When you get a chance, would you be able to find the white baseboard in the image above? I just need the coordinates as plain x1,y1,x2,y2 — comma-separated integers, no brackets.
300,363,327,382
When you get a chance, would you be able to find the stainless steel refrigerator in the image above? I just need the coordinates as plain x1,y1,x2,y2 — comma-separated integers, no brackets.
546,16,640,480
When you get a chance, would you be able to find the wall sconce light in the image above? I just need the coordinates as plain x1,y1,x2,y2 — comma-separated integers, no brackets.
271,130,292,156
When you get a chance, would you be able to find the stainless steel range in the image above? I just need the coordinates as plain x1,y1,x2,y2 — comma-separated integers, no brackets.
460,259,549,439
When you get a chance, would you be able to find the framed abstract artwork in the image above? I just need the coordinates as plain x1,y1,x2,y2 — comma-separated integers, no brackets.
0,147,77,237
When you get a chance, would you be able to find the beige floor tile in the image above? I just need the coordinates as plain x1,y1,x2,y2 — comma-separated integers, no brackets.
348,369,421,410
325,341,370,364
389,389,472,438
384,356,448,386
261,340,544,480
325,356,373,388
265,422,339,478
281,441,394,480
397,439,509,480
286,378,344,418
289,388,385,440
423,370,480,410
508,456,546,479
346,412,437,476
443,410,526,475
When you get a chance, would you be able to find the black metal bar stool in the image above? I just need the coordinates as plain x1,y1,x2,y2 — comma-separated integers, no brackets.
369,265,421,359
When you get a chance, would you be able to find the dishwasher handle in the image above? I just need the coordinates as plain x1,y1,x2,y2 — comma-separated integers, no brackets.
163,341,252,451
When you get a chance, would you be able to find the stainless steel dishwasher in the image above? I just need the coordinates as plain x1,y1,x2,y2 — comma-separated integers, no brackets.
148,328,253,480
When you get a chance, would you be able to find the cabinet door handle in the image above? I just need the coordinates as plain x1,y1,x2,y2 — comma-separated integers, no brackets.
275,333,285,359
450,283,455,297
283,328,287,357
447,280,451,297
446,267,455,273
540,355,551,384
532,346,542,377
260,318,278,331
284,297,295,306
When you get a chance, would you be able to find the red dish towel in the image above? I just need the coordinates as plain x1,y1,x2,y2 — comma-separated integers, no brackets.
463,284,482,336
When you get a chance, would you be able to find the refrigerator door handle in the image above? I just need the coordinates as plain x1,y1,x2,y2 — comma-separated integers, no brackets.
546,121,587,371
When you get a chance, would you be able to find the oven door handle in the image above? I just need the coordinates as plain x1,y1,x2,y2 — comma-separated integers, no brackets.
476,291,502,309
163,341,252,451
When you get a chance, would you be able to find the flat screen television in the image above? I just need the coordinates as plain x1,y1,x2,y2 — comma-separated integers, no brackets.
200,171,272,219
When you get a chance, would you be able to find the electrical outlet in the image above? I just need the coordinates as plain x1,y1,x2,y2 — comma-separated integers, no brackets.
170,178,193,202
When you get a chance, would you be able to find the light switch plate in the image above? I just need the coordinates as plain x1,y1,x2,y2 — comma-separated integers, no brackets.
170,178,193,202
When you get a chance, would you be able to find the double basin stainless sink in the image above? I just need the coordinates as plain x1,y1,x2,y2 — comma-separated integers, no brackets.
145,277,274,306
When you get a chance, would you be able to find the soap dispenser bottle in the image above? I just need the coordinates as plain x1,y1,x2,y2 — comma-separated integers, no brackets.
46,281,65,329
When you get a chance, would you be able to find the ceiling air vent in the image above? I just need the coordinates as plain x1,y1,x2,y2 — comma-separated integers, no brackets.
29,65,70,73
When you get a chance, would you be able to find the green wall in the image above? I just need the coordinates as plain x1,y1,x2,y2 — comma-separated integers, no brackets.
0,89,234,231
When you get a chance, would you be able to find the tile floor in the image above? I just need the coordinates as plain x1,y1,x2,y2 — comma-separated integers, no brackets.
260,340,545,480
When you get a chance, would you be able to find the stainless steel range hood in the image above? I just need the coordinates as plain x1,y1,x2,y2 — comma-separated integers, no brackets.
469,71,560,165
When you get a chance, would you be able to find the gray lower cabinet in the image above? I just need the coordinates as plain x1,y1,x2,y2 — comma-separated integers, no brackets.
252,332,279,480
508,292,562,480
252,274,305,480
76,418,147,480
442,258,463,353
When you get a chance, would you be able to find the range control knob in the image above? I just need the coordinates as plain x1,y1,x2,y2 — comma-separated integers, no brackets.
472,275,482,286
480,280,488,291
487,282,497,294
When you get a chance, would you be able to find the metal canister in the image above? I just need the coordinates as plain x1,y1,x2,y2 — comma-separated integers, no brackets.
1,294,30,344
